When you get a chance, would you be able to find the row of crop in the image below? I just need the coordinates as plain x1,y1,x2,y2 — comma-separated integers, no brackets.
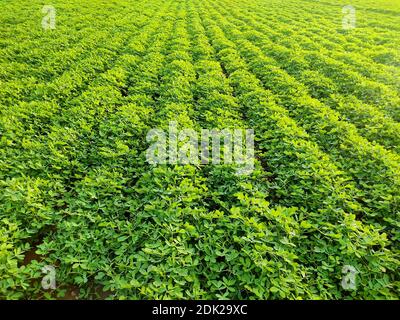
206,0,400,239
78,5,227,299
0,0,126,79
250,48,400,153
0,1,165,180
30,0,183,299
0,2,161,107
0,31,121,106
185,3,312,299
209,2,400,153
108,6,213,298
325,52,400,93
0,15,134,297
257,0,400,46
41,0,176,298
209,0,396,232
2,26,125,83
229,0,400,76
0,33,126,106
91,2,309,299
283,0,400,67
38,1,307,299
198,0,399,299
89,2,304,299
244,0,400,54
0,11,78,64
298,0,400,28
214,0,400,121
213,0,400,156
0,0,175,299
229,0,400,94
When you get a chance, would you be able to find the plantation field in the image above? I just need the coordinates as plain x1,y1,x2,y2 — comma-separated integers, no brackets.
0,0,399,299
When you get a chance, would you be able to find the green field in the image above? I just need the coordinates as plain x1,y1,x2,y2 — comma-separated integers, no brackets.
0,0,399,299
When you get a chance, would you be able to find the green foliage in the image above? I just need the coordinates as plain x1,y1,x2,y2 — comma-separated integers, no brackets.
0,0,399,300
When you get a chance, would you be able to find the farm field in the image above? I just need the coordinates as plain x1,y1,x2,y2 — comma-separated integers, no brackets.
0,0,399,299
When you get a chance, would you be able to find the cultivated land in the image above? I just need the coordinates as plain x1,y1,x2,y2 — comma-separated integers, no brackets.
0,0,399,299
